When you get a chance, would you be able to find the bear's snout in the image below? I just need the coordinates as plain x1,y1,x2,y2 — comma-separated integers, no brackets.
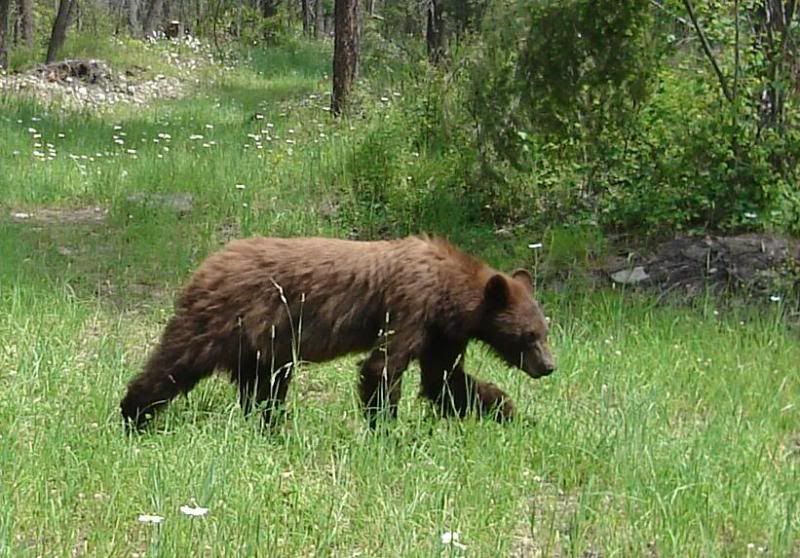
524,341,556,378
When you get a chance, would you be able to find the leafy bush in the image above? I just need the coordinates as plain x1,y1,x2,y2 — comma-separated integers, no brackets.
455,0,800,235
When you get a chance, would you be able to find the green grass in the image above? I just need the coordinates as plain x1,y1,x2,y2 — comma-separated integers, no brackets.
1,37,799,557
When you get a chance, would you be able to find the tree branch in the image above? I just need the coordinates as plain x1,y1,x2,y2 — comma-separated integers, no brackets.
649,0,689,27
682,0,734,104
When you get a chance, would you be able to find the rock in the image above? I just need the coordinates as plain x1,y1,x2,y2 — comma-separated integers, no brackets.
611,266,650,285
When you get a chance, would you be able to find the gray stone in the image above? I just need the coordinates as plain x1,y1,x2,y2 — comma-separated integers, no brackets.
611,266,650,284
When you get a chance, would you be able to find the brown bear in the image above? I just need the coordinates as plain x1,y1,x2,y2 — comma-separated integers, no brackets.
120,234,555,430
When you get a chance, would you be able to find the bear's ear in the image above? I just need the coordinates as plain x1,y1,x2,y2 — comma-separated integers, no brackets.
484,274,510,308
511,268,534,294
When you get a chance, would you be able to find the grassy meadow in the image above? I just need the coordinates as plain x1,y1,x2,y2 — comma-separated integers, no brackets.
1,37,799,557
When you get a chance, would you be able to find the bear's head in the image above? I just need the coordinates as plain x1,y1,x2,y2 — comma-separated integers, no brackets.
477,269,556,379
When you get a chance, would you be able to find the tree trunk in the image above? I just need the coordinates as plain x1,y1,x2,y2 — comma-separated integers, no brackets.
142,0,164,37
261,0,280,18
331,0,359,116
313,0,322,37
236,0,242,37
45,0,75,63
0,0,9,69
128,0,140,36
16,0,34,49
751,0,797,132
314,0,325,39
426,0,444,64
73,0,82,32
301,0,309,35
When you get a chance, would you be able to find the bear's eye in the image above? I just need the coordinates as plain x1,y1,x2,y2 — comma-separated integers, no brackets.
523,331,537,344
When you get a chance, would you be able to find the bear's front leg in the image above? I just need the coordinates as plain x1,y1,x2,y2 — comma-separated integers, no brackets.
419,347,515,423
472,379,515,422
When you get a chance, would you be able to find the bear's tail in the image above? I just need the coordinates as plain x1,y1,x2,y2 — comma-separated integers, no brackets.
120,314,217,429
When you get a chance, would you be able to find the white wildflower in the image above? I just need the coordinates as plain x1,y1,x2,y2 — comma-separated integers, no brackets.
137,514,165,524
180,504,209,517
441,531,467,550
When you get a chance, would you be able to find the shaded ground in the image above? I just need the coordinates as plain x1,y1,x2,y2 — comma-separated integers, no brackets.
600,233,800,302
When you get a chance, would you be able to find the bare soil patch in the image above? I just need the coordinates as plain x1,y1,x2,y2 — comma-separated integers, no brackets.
601,233,800,300
9,206,108,225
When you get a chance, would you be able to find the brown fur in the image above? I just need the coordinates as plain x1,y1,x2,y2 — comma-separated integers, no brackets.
120,234,555,429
